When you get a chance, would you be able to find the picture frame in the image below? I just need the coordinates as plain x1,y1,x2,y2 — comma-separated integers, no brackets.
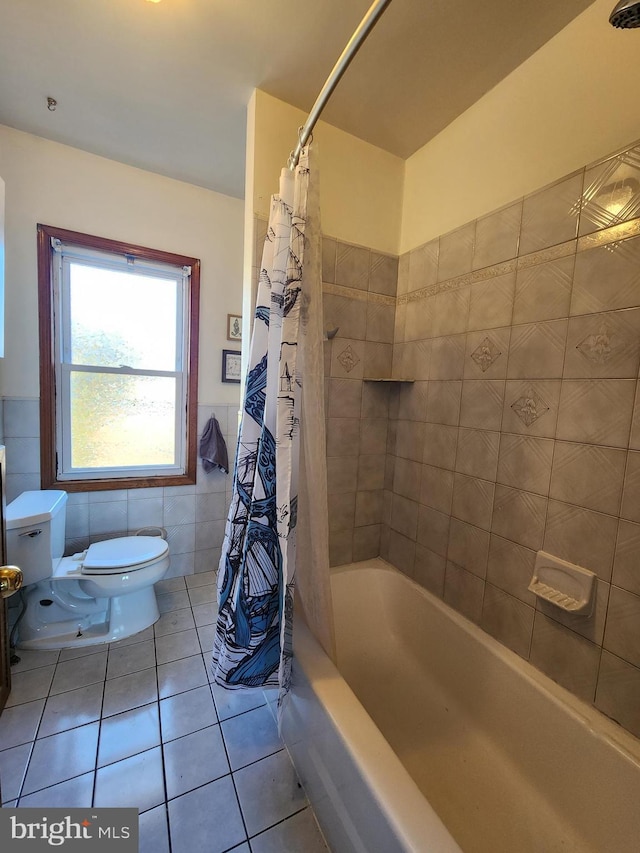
222,349,242,384
227,314,242,342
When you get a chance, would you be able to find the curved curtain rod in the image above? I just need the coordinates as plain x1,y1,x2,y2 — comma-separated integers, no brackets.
287,0,394,171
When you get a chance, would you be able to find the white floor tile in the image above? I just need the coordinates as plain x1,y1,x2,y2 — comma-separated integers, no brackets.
39,682,104,737
192,602,217,627
108,625,154,649
19,772,94,808
58,643,108,662
0,742,32,802
0,699,44,750
234,750,307,838
102,667,158,718
10,648,60,673
98,703,160,767
139,804,170,853
155,577,187,594
49,652,107,696
197,624,215,654
106,640,155,680
22,722,99,796
157,590,191,614
155,629,201,665
5,665,56,707
94,746,165,812
210,682,267,721
185,571,216,589
160,685,217,742
250,808,328,853
157,655,207,699
163,724,229,799
154,608,195,637
221,705,282,772
168,775,246,853
187,584,216,606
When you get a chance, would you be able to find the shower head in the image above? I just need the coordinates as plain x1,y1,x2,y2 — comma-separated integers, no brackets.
609,0,640,28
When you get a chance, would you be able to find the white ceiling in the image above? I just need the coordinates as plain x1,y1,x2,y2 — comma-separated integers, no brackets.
0,0,595,199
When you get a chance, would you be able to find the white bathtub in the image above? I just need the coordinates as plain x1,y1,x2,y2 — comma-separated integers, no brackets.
281,559,640,853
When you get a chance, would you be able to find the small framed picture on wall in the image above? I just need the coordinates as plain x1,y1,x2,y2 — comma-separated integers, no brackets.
222,349,241,383
227,314,242,342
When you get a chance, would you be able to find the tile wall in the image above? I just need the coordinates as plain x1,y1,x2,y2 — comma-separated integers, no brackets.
1,400,238,577
387,140,640,739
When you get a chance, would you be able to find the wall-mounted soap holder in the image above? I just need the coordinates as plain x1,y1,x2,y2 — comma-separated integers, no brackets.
528,551,596,616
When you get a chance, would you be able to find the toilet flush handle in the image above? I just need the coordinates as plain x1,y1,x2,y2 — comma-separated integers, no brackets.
18,529,42,538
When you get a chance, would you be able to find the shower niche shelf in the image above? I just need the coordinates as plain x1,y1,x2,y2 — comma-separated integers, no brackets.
363,377,415,383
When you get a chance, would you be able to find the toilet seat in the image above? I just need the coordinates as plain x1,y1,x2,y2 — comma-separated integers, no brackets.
78,536,169,576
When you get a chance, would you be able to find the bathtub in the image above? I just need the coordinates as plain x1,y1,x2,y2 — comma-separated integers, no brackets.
281,559,640,853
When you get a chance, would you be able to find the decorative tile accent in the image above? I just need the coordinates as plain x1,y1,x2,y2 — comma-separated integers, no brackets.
564,309,640,379
577,218,640,252
470,336,502,373
337,345,360,373
510,386,550,427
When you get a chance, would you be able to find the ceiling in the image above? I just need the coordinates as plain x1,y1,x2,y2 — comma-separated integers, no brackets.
0,0,595,200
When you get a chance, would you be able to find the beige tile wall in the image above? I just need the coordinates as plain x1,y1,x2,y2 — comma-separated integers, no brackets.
384,140,640,741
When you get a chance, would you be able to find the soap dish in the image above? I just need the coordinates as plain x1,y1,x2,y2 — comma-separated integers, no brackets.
528,551,596,616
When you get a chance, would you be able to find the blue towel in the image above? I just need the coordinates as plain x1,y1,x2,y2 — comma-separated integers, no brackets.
199,416,229,474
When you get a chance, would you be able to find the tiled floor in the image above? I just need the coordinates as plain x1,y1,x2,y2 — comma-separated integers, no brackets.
0,572,328,853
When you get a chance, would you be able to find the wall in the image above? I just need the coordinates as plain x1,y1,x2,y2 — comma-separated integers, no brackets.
386,138,640,740
401,0,640,253
0,125,244,575
251,91,404,256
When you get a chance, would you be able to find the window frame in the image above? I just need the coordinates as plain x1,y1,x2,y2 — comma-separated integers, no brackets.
37,224,200,492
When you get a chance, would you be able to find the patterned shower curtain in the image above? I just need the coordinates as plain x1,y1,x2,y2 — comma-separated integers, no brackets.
211,146,333,701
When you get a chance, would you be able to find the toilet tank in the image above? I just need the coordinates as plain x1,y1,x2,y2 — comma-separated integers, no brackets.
5,490,68,585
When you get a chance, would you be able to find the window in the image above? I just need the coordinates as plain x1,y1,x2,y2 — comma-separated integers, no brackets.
37,225,200,491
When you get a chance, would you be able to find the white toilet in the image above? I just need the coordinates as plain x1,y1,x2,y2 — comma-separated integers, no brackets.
6,490,170,650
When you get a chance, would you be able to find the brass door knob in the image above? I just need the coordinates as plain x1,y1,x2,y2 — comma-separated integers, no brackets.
0,566,23,599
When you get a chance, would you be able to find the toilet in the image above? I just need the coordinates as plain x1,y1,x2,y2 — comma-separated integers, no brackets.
6,490,170,650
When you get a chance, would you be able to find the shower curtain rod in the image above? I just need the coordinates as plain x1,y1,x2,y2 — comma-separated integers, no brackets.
287,0,393,171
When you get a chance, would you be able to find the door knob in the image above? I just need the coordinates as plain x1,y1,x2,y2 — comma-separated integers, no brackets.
0,566,23,599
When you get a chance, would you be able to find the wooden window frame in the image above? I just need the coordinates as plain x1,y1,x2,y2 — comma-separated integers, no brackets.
37,224,200,492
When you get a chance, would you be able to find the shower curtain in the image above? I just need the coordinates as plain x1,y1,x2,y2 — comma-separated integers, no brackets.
211,146,335,703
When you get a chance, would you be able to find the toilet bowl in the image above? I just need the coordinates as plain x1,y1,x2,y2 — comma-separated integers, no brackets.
6,490,170,650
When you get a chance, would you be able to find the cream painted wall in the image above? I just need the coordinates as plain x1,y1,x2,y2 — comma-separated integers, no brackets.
401,0,640,253
252,90,404,255
0,125,243,403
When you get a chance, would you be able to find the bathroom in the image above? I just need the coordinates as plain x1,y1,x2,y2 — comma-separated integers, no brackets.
2,0,640,850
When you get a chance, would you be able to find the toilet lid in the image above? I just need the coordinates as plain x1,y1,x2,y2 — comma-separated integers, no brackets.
82,536,169,572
